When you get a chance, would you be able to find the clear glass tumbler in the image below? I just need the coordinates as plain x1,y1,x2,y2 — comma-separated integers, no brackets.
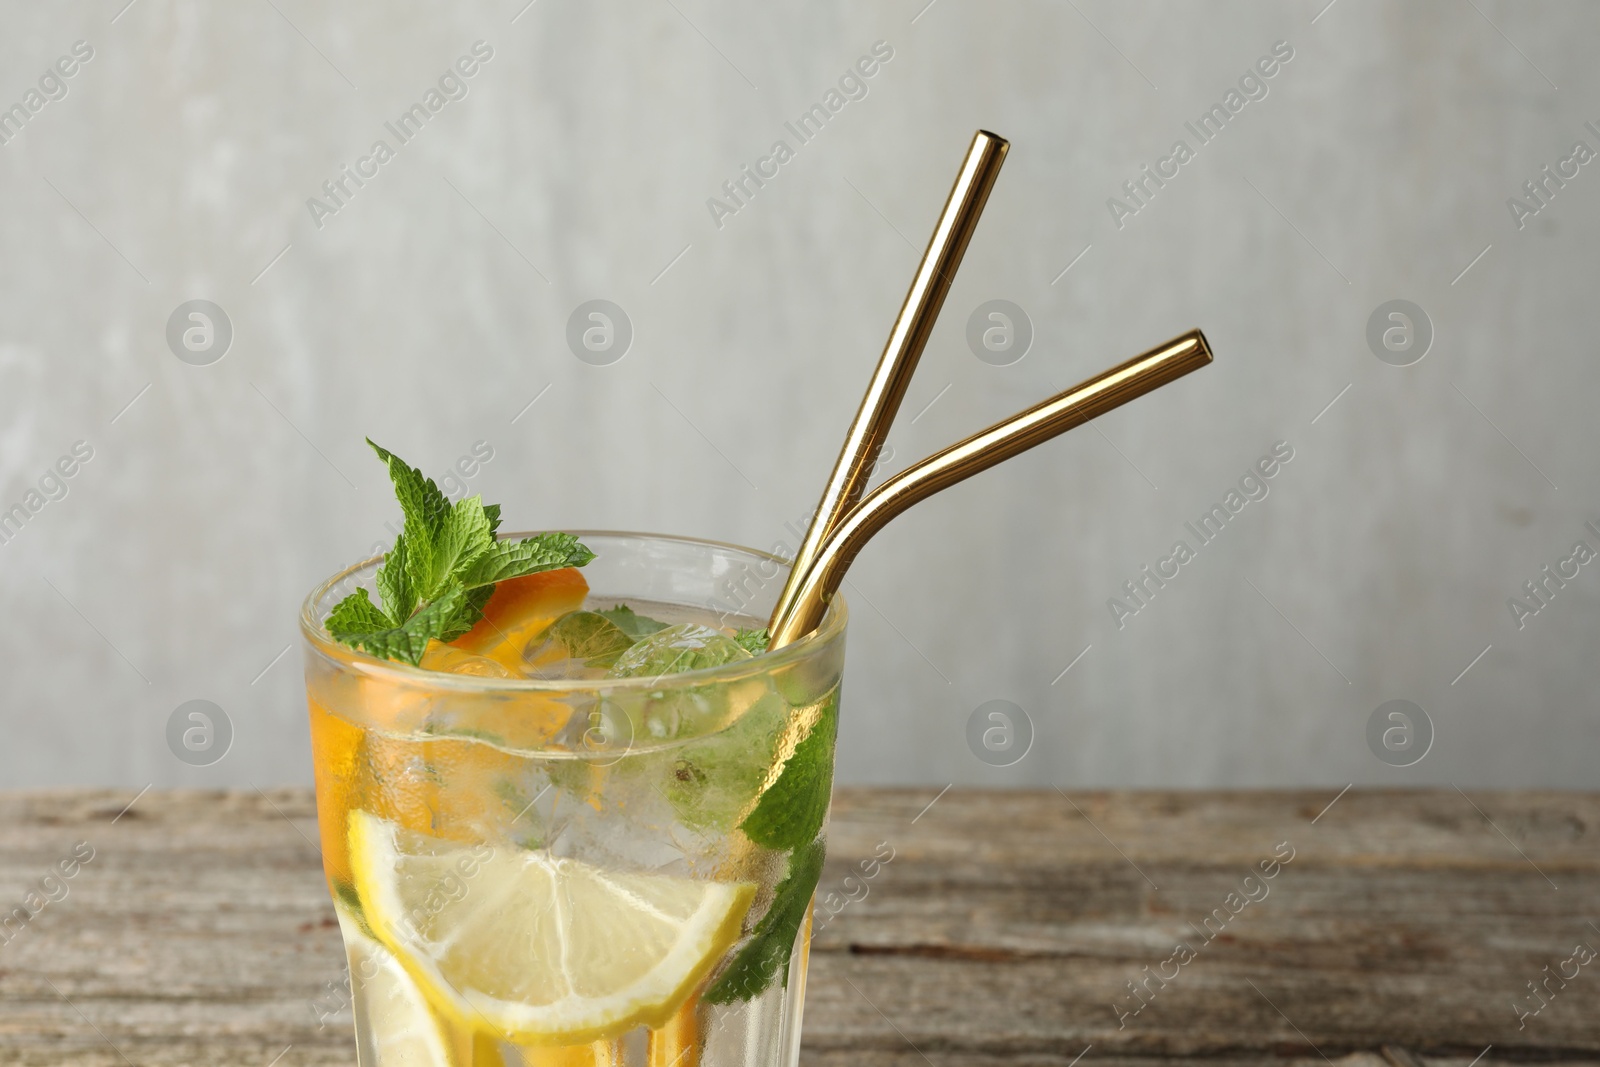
299,532,847,1066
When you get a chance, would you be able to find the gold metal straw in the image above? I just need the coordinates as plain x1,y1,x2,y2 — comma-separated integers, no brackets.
768,329,1213,648
767,130,1010,639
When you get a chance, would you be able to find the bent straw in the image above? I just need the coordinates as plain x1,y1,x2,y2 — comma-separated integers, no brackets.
768,329,1213,648
766,130,1009,639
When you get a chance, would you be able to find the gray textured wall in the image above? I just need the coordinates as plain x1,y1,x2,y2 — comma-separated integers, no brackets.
2,0,1596,791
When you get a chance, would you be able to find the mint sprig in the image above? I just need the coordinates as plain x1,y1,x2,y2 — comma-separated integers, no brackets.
703,838,825,1004
597,604,669,641
328,586,472,665
702,691,837,1004
325,439,595,665
739,692,836,851
458,535,591,588
734,628,770,655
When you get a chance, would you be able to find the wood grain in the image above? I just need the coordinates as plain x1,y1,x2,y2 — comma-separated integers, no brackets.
0,788,1593,1066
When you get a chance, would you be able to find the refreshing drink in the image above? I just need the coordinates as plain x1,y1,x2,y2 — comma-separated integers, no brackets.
301,513,846,1066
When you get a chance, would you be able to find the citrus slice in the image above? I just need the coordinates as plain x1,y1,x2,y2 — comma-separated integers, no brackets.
348,809,755,1046
335,904,457,1066
450,567,591,670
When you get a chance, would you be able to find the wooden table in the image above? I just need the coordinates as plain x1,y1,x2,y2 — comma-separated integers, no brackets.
1,789,1595,1065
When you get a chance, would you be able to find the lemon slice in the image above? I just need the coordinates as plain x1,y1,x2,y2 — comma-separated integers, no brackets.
335,904,457,1066
348,809,755,1046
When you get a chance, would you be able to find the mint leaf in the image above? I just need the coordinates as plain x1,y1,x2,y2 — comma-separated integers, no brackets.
367,439,451,538
427,495,495,599
703,838,825,1004
597,605,669,641
327,587,394,634
739,693,837,851
367,439,451,597
374,531,416,622
734,628,770,655
532,611,636,669
438,585,494,644
483,502,502,537
457,533,595,589
328,586,467,666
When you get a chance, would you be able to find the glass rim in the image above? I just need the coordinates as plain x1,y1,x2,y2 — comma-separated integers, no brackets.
298,529,848,693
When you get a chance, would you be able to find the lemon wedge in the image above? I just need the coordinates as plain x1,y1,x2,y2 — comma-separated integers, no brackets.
336,904,457,1066
348,809,754,1046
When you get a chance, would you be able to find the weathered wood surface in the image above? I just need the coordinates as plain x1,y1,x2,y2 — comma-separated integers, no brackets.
0,788,1594,1066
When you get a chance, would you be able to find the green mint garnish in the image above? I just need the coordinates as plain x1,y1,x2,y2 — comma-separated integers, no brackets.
739,692,837,851
734,628,770,655
530,611,636,670
596,605,669,640
327,585,476,665
705,690,837,1002
703,838,825,1004
326,439,595,665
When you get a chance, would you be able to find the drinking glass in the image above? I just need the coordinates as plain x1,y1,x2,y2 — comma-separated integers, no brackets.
300,532,847,1066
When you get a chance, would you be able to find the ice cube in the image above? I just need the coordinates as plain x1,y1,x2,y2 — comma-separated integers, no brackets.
522,610,634,676
608,624,751,678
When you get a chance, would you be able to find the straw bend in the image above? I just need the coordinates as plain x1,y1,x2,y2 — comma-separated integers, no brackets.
768,328,1213,648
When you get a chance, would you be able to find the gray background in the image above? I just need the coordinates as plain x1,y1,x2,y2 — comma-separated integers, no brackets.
1,0,1595,791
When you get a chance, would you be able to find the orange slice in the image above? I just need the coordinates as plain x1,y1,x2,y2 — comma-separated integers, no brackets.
451,568,591,671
